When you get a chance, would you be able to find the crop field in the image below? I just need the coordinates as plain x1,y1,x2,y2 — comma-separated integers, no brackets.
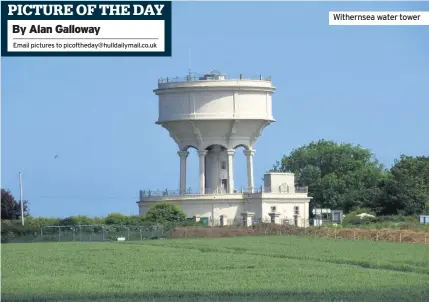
2,236,429,301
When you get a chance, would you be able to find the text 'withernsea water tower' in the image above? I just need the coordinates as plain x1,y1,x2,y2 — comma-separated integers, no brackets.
138,70,311,227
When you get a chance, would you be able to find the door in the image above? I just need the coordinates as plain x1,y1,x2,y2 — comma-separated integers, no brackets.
333,212,340,222
221,179,227,193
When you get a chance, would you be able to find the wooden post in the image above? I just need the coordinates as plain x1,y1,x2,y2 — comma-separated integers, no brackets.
399,233,402,243
353,231,356,240
376,233,379,241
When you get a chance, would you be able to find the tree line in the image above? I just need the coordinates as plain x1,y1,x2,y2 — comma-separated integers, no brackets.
271,140,429,216
1,192,186,228
0,203,191,243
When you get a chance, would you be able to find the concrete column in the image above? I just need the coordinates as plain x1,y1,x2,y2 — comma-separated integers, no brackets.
177,151,189,195
244,149,255,193
198,150,207,194
227,149,235,194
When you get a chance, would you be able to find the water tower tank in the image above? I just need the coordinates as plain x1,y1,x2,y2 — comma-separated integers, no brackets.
154,70,276,194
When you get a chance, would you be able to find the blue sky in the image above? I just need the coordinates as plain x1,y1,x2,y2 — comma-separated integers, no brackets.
2,1,429,218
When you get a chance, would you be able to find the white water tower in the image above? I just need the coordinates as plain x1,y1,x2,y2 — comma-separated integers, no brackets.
154,70,276,195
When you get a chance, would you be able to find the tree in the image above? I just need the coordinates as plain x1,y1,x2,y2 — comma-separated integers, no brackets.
127,215,146,225
105,213,129,225
1,189,29,220
144,203,186,223
376,155,429,215
59,216,93,226
271,140,388,213
26,217,60,228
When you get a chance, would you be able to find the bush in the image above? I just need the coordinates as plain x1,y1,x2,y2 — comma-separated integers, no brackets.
1,220,40,243
26,217,60,228
127,215,146,225
350,207,376,216
59,215,93,226
144,203,186,224
376,215,418,223
341,213,427,231
343,211,377,227
105,213,129,225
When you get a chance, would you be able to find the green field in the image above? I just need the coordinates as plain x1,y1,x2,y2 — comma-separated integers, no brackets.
2,236,429,301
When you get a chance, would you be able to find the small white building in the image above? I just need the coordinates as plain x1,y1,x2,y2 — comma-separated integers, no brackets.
137,70,312,227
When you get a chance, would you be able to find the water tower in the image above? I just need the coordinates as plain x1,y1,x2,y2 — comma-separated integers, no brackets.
154,69,275,194
138,70,311,227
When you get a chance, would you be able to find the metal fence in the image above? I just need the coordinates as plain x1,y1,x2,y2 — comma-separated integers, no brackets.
2,224,165,243
139,186,309,198
167,219,429,245
157,74,272,84
3,219,428,245
2,219,312,243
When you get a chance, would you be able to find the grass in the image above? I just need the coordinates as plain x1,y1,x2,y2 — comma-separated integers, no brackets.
2,236,429,301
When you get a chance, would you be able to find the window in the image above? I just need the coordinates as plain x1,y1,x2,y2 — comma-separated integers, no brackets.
221,161,226,169
294,216,298,226
294,206,299,215
271,206,276,212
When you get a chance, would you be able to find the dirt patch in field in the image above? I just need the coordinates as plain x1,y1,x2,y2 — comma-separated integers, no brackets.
167,224,300,238
304,228,428,244
166,224,429,244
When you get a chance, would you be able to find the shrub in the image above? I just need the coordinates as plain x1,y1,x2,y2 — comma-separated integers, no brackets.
127,215,146,225
26,217,60,228
59,215,93,226
1,220,40,243
343,211,377,227
350,207,376,216
376,215,418,223
105,213,129,225
145,203,186,224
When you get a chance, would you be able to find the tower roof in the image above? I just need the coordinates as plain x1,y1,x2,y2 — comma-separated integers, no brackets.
157,71,272,84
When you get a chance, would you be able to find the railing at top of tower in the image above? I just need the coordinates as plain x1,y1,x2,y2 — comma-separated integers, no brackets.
139,186,308,199
157,74,272,84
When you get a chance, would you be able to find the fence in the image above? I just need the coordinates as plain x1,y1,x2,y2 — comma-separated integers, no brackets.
2,224,165,243
157,73,272,84
300,227,429,245
139,186,309,198
0,219,316,243
167,222,429,245
2,220,428,244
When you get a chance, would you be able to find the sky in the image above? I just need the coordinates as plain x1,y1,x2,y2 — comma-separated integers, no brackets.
2,1,429,218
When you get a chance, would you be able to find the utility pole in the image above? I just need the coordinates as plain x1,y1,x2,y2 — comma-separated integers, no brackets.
19,172,24,226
